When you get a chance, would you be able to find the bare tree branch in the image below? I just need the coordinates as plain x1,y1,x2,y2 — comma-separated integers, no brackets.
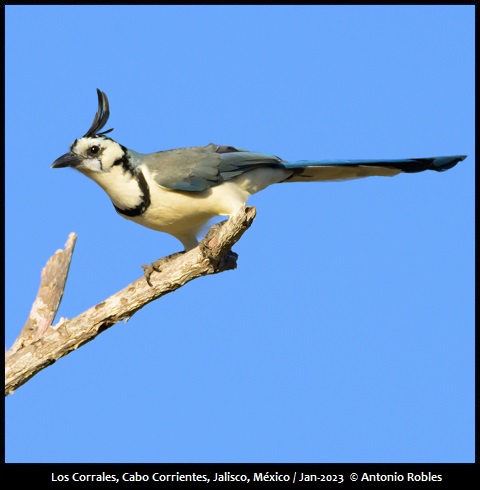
8,233,77,355
5,206,256,396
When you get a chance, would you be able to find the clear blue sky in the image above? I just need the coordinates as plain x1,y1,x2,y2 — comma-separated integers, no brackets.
5,5,474,463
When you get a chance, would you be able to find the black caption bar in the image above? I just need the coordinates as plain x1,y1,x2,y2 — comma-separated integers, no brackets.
3,463,477,488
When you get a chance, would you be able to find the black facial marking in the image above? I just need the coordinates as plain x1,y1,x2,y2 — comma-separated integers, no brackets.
112,146,135,174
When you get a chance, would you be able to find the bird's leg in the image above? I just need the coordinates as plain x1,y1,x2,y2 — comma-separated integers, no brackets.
142,251,185,286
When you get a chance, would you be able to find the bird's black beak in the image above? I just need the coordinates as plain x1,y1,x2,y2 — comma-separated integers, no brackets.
51,152,84,169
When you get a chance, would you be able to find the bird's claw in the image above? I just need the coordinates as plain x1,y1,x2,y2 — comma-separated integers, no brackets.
142,264,155,287
142,252,185,286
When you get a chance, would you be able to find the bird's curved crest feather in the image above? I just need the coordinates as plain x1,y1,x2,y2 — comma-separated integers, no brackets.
83,89,114,137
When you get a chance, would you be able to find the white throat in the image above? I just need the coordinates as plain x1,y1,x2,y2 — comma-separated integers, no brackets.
82,165,144,211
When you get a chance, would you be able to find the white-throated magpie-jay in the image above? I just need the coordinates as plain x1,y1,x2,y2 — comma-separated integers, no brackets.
52,89,466,251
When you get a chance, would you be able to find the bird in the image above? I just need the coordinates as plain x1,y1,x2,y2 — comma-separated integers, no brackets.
52,89,466,252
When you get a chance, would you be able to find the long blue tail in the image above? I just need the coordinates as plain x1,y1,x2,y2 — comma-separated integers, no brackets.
281,155,466,182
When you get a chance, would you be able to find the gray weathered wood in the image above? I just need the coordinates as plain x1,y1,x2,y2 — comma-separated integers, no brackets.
8,233,77,354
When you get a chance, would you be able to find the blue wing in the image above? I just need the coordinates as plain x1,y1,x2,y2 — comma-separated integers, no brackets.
143,143,283,191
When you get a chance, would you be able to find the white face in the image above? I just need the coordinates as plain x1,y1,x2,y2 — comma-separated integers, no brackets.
70,136,125,173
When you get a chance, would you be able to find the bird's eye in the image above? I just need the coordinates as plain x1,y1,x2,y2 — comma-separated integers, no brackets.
89,145,100,155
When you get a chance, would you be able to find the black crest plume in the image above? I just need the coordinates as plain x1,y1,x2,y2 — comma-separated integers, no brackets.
83,89,114,137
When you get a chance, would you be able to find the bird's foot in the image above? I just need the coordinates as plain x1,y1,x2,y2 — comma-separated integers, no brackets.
142,251,185,286
199,220,238,271
199,221,226,258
